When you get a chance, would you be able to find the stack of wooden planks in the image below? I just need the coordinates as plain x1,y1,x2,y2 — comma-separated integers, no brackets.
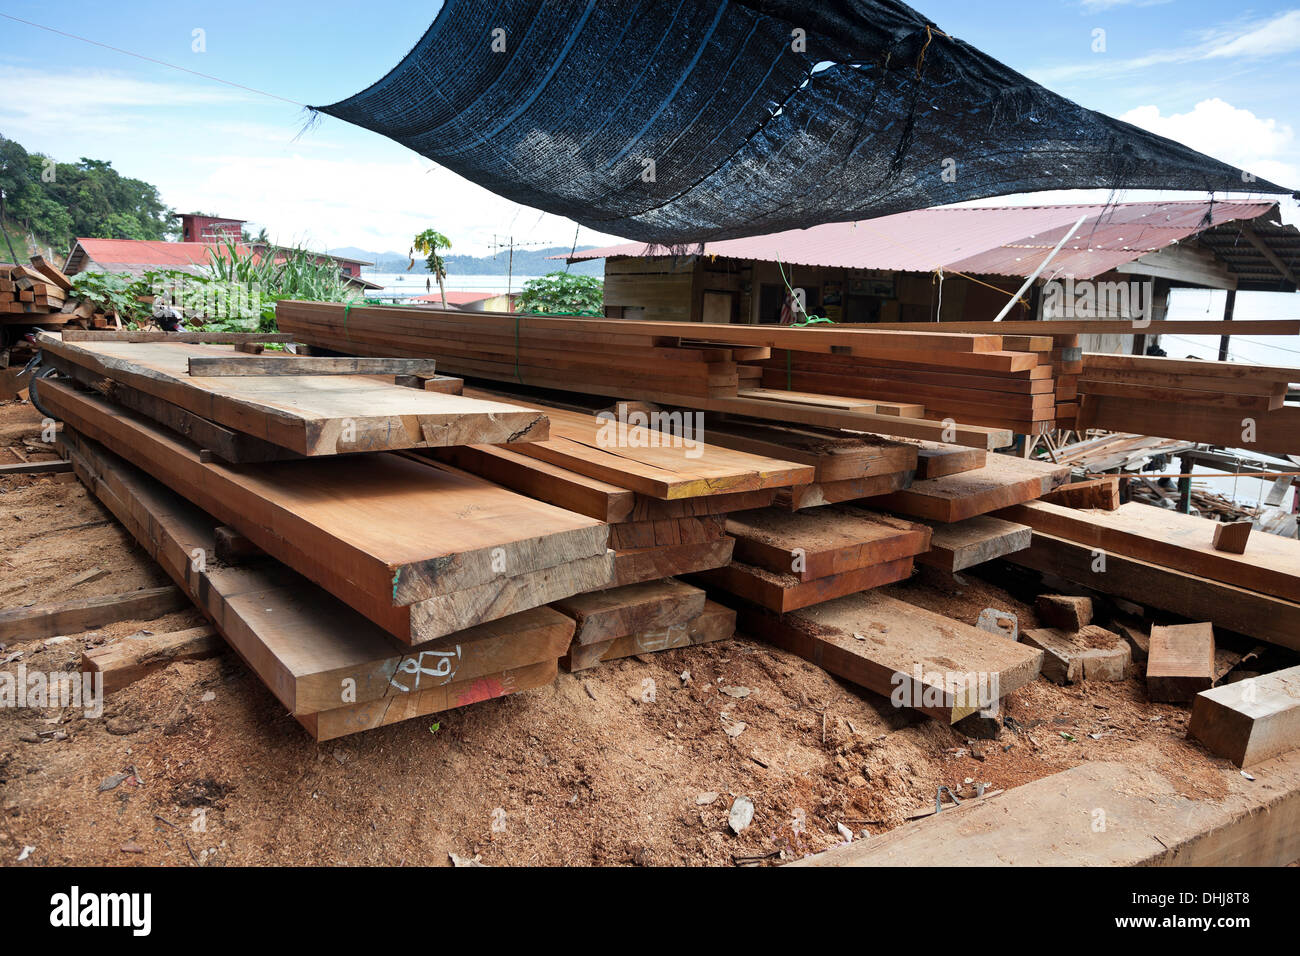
1077,353,1300,452
1001,500,1300,652
0,257,113,327
552,579,736,671
275,301,1025,450
744,337,1060,434
697,506,931,611
62,429,577,740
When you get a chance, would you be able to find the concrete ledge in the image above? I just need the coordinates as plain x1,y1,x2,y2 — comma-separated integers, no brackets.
789,747,1300,866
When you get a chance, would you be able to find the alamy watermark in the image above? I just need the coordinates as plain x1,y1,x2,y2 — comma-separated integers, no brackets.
596,406,705,459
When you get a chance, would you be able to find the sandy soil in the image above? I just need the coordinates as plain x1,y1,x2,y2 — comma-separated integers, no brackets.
0,399,1268,867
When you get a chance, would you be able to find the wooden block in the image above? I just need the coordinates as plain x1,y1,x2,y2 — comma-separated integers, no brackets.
915,515,1031,572
561,600,735,671
1115,622,1150,663
1213,520,1252,555
552,579,706,645
0,586,188,644
82,626,224,693
735,591,1043,722
1040,477,1120,511
1035,594,1093,631
1188,665,1300,768
1147,623,1216,702
1021,625,1129,684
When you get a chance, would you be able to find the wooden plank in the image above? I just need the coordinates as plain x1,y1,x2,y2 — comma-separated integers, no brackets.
725,506,931,582
464,390,812,499
999,500,1300,602
701,421,917,483
39,336,550,455
734,592,1043,722
843,319,1300,336
429,444,634,523
0,586,187,643
735,387,879,413
870,453,1069,522
1078,394,1300,454
552,578,706,644
82,625,224,693
611,537,734,587
187,356,439,377
60,330,295,343
43,383,610,642
915,515,1031,572
697,556,915,612
1189,665,1300,768
775,471,911,511
1005,530,1300,652
299,660,558,741
904,441,986,480
62,429,576,715
1083,352,1300,384
562,600,735,671
45,351,300,464
1147,622,1216,702
1079,378,1284,412
0,459,72,475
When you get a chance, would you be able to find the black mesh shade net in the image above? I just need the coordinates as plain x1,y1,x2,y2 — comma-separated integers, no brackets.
312,0,1294,246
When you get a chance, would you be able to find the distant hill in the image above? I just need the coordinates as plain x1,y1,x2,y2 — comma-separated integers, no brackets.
332,245,606,277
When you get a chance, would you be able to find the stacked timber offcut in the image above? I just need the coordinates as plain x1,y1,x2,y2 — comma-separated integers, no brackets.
1077,353,1300,453
1,257,112,328
552,580,736,671
275,301,1039,450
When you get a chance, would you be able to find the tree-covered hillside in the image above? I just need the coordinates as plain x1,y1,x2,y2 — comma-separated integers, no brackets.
0,135,173,258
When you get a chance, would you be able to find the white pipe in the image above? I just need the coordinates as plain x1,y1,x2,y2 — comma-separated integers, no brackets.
992,213,1088,322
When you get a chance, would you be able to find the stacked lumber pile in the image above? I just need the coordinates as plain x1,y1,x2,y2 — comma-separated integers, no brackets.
1077,353,1300,452
276,301,1033,450
743,333,1062,434
33,332,624,737
552,580,736,671
0,257,107,328
1000,499,1300,652
698,506,932,612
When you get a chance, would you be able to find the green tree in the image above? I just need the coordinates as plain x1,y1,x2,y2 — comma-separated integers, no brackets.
516,272,603,315
410,228,451,308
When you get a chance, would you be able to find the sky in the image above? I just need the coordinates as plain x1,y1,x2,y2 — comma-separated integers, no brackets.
1,0,1298,268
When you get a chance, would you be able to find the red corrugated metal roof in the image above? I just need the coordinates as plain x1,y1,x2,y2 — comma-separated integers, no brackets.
410,291,498,305
563,200,1279,279
74,238,254,267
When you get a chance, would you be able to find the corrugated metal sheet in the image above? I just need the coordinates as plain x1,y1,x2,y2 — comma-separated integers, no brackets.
565,200,1279,280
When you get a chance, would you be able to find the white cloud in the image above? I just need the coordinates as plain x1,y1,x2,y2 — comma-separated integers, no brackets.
1119,97,1298,187
1034,9,1300,82
0,65,248,137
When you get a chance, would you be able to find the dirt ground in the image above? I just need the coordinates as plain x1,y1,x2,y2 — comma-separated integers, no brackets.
0,399,1279,866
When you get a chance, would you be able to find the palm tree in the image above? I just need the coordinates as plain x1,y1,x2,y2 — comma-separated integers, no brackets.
411,229,451,309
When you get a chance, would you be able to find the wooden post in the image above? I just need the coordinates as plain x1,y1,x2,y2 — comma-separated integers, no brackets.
1178,452,1193,514
1217,289,1237,362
